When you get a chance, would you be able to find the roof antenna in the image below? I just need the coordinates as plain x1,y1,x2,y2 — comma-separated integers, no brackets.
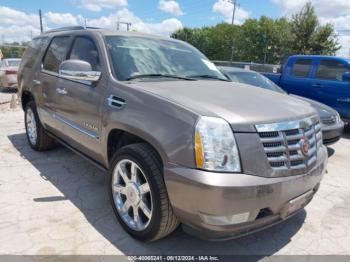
84,18,87,29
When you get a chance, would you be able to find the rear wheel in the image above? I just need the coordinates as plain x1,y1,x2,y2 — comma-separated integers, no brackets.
24,101,56,151
110,143,179,242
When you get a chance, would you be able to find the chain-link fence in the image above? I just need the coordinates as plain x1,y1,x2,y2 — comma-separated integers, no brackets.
212,60,282,73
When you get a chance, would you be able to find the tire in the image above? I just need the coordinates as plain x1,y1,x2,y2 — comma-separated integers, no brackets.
109,143,179,242
24,101,56,151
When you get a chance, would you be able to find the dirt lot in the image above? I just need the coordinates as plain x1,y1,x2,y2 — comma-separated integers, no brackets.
0,102,350,256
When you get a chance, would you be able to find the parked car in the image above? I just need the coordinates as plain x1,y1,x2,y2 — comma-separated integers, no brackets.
220,66,344,145
0,58,21,90
18,27,327,242
262,55,350,123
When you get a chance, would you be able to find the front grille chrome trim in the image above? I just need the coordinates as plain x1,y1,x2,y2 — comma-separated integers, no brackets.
256,116,322,175
255,116,319,132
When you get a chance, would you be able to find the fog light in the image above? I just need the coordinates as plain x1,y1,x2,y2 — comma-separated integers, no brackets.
200,212,250,226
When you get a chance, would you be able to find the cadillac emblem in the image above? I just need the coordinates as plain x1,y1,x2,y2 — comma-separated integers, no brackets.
300,134,310,157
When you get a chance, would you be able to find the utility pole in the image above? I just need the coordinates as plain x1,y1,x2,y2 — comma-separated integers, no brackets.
39,9,43,34
228,0,239,62
117,21,132,31
227,0,239,25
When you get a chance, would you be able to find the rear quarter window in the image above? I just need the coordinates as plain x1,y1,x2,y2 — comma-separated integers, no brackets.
21,37,49,69
292,59,312,77
43,36,70,73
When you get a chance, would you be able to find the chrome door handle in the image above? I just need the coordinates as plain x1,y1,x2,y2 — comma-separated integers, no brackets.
33,80,41,85
56,88,67,95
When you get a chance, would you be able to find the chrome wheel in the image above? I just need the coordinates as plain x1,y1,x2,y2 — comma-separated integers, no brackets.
112,159,153,231
26,108,37,146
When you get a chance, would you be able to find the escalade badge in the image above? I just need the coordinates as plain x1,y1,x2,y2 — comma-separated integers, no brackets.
300,134,310,157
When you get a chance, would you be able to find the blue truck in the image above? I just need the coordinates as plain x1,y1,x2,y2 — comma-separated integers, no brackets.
263,55,350,122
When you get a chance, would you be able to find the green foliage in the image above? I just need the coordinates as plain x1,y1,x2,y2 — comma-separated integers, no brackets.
0,42,27,59
290,2,339,55
171,2,340,64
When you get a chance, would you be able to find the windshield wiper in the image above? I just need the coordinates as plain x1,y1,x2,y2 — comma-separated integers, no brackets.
186,74,231,82
126,74,195,81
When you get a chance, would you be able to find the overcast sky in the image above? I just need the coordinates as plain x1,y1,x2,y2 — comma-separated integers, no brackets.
0,0,349,57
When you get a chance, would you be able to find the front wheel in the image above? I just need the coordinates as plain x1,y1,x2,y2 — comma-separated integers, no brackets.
109,143,179,242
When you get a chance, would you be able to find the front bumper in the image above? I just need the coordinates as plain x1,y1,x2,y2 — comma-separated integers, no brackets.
321,120,344,145
164,146,327,240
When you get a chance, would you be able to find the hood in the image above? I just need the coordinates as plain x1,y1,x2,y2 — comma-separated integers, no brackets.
131,80,317,132
290,95,338,120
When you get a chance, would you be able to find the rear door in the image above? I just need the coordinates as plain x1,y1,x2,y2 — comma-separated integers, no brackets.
281,58,314,97
311,59,350,119
54,35,106,162
39,36,72,130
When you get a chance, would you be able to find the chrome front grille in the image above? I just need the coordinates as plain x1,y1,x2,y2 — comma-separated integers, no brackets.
321,116,336,125
256,117,323,172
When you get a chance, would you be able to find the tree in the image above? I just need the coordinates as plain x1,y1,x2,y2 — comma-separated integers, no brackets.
0,42,27,59
172,2,340,64
290,2,340,55
238,16,293,64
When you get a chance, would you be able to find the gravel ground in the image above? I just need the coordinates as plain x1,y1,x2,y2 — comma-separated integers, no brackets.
0,90,17,104
0,106,349,256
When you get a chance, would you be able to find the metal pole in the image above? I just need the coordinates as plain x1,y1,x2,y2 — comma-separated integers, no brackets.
229,0,238,62
231,0,237,25
39,9,43,33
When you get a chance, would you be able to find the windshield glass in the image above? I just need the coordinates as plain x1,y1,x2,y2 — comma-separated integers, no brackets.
226,71,285,94
7,60,21,67
105,36,227,81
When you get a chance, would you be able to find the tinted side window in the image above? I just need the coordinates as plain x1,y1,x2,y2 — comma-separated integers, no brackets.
43,36,70,73
292,59,312,77
316,60,349,81
69,37,100,71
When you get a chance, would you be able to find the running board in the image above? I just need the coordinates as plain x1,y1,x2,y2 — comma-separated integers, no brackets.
46,130,108,172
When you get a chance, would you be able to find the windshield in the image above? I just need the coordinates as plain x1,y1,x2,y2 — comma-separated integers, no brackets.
226,71,285,94
105,36,228,81
7,60,21,67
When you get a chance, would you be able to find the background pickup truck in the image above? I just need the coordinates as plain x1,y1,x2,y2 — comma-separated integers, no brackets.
263,55,350,122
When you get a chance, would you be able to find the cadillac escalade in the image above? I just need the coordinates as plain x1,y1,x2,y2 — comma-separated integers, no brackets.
17,26,328,241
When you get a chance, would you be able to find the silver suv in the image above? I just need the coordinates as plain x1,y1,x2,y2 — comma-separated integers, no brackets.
18,26,328,241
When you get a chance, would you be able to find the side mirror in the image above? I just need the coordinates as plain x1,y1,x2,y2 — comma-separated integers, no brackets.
342,72,350,82
59,60,101,83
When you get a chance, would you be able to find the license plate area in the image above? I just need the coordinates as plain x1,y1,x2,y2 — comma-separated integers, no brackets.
280,190,314,219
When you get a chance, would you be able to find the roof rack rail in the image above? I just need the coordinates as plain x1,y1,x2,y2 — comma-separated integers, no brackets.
44,26,102,34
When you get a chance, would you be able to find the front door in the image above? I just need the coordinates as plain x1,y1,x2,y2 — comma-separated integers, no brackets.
54,35,106,162
311,59,350,119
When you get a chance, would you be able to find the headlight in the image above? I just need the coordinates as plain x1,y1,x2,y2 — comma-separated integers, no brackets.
194,116,241,172
335,112,341,122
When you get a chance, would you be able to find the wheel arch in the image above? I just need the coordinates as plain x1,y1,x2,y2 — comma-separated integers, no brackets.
106,127,166,169
21,90,35,110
